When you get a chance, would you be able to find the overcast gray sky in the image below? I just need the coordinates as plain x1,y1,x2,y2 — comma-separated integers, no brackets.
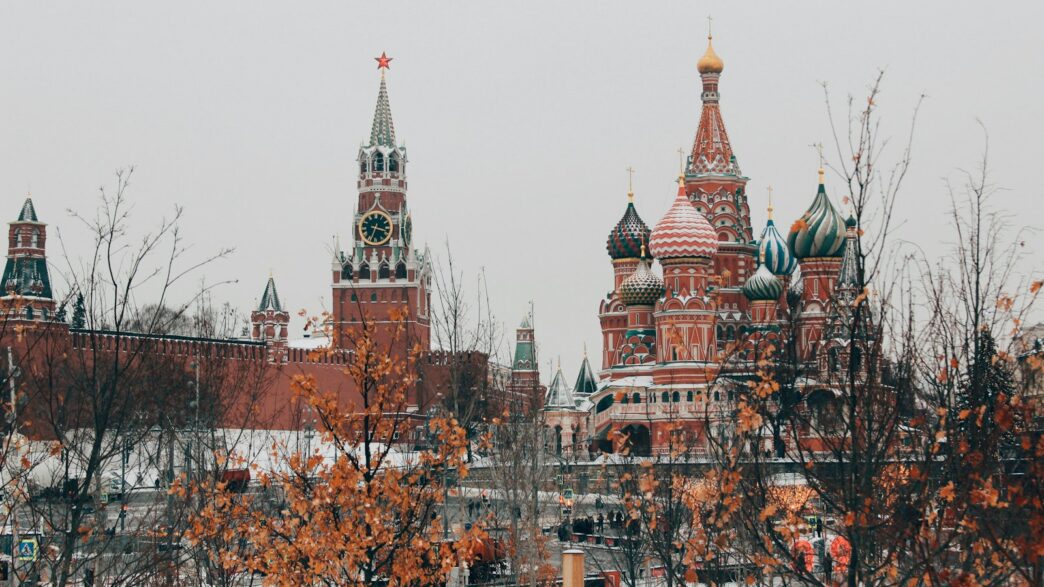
2,1,1041,382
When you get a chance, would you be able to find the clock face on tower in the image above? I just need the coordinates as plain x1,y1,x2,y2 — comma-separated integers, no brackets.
402,213,412,247
359,210,392,246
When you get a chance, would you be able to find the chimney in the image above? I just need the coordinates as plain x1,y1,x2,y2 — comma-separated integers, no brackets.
562,548,584,587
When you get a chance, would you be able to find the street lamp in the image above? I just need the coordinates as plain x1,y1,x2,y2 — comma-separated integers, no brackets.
423,405,450,541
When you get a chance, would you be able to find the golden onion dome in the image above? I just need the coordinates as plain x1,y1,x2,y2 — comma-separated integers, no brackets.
697,36,724,74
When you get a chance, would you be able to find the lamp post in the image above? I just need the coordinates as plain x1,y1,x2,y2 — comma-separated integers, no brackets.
423,405,449,541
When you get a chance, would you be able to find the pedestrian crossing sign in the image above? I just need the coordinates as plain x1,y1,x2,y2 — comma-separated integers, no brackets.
16,538,37,561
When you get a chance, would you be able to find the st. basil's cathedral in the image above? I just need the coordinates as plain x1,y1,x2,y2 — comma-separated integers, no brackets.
541,34,867,458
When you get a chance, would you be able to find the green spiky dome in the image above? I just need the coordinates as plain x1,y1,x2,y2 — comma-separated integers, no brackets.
607,199,651,260
787,170,846,259
619,257,665,306
742,264,783,302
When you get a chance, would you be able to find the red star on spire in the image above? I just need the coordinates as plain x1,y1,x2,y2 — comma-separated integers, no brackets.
375,52,393,70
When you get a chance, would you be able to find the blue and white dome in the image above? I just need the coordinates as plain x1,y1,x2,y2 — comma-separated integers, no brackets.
757,216,797,276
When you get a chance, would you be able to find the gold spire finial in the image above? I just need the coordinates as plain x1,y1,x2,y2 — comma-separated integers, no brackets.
818,167,826,185
766,185,774,220
697,22,724,74
626,166,635,202
677,173,686,186
640,243,647,259
583,342,588,358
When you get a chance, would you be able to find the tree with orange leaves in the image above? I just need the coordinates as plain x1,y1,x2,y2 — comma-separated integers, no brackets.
186,305,481,585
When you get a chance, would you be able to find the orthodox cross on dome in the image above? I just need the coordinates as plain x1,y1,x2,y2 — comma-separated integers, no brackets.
707,15,713,38
811,142,825,168
766,185,774,219
626,166,635,201
677,147,686,174
375,51,393,71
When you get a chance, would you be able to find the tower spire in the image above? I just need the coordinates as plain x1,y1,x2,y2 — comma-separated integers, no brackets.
369,53,397,148
689,31,737,176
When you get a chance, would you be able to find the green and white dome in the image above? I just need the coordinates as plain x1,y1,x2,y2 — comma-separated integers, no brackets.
742,264,783,302
787,169,846,259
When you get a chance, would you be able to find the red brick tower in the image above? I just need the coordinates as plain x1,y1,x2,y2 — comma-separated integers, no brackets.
330,53,431,352
251,275,290,363
1,198,56,321
683,33,755,352
600,177,652,373
787,168,847,362
508,313,545,413
649,176,720,385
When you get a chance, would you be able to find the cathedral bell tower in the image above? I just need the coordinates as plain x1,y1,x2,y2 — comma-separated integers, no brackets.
331,53,431,352
683,32,756,348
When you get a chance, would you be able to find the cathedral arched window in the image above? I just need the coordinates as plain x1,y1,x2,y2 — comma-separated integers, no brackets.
359,159,368,174
829,348,840,374
359,263,370,280
395,262,407,279
24,307,33,320
726,326,735,341
687,390,694,402
672,391,680,403
378,262,390,279
341,264,352,280
11,228,19,248
388,153,399,173
632,393,641,404
661,391,669,403
852,346,863,373
30,229,39,248
370,292,377,302
372,152,385,172
716,325,724,342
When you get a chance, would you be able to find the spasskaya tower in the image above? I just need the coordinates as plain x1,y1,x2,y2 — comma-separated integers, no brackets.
331,53,431,351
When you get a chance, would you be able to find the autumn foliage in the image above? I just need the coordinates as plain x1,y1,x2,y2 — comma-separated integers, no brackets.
185,307,481,585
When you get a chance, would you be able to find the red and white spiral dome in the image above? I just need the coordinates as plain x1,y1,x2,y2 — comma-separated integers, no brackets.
649,176,719,259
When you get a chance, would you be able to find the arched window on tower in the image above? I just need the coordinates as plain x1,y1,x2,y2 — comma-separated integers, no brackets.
341,264,353,280
388,152,399,173
359,262,371,280
378,262,390,280
726,326,735,341
11,228,19,248
359,159,368,175
829,347,840,374
31,229,39,248
372,152,385,172
395,261,407,280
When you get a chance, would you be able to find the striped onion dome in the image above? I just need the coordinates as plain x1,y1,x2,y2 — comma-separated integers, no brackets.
758,217,797,275
649,177,719,260
742,264,783,301
606,194,651,260
787,169,846,259
619,257,665,306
